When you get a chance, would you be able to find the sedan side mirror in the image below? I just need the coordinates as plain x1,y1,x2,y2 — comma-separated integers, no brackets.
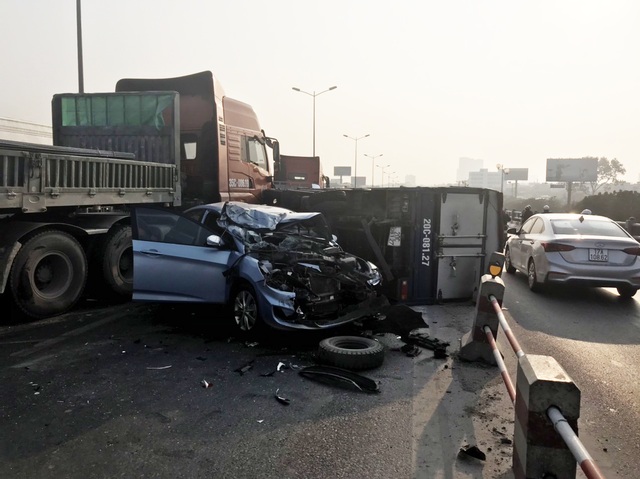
206,234,224,247
506,228,518,235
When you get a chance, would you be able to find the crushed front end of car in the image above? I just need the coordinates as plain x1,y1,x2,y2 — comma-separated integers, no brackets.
219,202,388,330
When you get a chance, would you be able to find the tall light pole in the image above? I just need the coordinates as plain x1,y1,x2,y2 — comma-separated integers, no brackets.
376,163,390,187
292,85,337,158
364,153,383,187
343,133,370,187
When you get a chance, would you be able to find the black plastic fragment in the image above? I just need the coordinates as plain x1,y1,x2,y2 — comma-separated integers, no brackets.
275,389,290,405
299,365,380,393
400,344,422,357
234,360,254,375
458,445,486,461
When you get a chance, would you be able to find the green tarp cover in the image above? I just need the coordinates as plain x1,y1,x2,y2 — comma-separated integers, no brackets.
60,93,174,129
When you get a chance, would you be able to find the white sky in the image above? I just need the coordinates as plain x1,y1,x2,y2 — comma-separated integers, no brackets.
2,1,639,186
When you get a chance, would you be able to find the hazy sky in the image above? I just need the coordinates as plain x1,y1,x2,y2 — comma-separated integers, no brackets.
2,1,639,186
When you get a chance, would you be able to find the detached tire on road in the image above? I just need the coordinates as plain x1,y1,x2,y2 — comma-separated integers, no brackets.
9,230,87,318
318,336,385,371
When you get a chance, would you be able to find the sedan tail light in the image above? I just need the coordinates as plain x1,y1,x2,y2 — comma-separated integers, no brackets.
623,246,640,256
541,242,576,252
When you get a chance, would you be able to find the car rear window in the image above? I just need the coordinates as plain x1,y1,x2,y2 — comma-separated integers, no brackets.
550,219,628,237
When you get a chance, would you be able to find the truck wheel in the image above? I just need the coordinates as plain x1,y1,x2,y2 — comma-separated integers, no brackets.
318,336,385,371
9,231,87,318
101,225,133,297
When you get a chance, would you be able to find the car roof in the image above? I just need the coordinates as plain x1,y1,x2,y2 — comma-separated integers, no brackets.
530,213,612,221
188,201,324,230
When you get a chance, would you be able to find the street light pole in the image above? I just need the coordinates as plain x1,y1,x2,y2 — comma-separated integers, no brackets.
376,163,390,187
343,133,370,187
292,85,337,158
364,153,383,187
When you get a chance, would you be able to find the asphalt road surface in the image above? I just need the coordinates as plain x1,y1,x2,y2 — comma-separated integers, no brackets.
0,295,518,479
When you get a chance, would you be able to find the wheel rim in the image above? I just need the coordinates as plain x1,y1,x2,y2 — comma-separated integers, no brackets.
528,262,536,288
118,247,134,282
234,290,257,331
32,252,73,299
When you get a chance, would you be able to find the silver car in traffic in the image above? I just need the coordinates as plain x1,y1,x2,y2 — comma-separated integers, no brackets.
131,202,386,332
504,213,640,297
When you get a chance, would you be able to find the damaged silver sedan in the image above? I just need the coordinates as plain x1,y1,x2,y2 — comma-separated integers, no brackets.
131,202,386,331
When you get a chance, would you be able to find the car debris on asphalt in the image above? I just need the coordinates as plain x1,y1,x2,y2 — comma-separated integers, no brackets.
299,365,380,393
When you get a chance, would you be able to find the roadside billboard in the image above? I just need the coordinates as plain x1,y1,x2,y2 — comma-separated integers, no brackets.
546,158,598,182
504,168,528,181
334,166,351,176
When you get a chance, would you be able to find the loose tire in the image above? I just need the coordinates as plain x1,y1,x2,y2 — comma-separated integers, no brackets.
232,285,262,333
101,225,133,297
617,285,638,299
318,336,385,371
504,248,516,274
9,231,87,318
527,260,542,292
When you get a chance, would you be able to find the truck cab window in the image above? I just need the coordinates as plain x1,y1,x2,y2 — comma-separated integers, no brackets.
242,136,268,170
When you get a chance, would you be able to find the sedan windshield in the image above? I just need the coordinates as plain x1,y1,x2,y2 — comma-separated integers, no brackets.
550,219,628,237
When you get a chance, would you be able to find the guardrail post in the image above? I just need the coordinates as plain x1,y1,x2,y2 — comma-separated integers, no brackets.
459,273,505,364
514,354,581,479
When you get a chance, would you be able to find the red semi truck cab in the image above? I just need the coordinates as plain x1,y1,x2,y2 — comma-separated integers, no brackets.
115,71,274,205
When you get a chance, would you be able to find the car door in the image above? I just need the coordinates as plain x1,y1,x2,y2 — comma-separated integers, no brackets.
519,218,545,267
131,206,235,303
510,217,537,271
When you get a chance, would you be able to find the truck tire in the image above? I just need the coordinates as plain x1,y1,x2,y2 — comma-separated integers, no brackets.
9,231,88,319
317,336,385,371
101,225,133,297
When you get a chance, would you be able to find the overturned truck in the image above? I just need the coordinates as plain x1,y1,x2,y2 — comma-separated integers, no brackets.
265,186,504,305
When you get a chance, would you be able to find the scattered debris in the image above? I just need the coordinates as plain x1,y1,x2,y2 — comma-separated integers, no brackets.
299,365,380,393
277,362,287,372
257,419,264,423
274,389,290,406
201,379,212,388
400,344,422,357
234,360,254,375
245,341,259,348
260,361,289,377
405,329,450,359
146,365,172,370
196,356,207,361
458,445,486,461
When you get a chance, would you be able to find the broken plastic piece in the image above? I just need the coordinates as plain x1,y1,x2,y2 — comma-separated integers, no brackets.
275,389,290,405
458,445,486,461
201,379,212,389
146,365,172,370
299,365,380,393
234,361,254,375
245,341,259,348
400,344,422,357
277,362,287,372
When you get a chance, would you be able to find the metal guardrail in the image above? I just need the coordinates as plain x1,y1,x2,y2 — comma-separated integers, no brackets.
486,293,605,479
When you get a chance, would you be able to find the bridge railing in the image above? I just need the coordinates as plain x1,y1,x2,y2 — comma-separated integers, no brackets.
459,252,605,479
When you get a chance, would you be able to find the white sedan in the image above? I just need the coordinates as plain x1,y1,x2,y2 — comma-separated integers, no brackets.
504,213,640,298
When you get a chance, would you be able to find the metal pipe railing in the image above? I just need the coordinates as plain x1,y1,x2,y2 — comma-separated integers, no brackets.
547,407,606,479
483,325,516,403
483,292,605,478
488,294,524,358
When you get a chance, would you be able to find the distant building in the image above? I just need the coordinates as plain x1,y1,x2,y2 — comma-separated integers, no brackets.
468,168,502,191
405,174,416,187
457,157,483,183
0,117,52,145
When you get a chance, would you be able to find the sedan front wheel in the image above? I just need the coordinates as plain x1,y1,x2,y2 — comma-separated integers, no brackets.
233,285,261,332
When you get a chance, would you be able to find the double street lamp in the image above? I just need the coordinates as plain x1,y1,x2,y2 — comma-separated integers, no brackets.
343,133,370,187
292,85,337,158
364,153,383,187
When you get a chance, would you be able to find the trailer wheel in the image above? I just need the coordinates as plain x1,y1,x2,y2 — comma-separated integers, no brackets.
9,231,87,318
318,336,385,371
101,225,133,297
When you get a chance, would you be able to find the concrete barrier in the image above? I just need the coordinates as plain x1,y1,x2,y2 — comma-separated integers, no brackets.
513,354,581,479
459,273,505,364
